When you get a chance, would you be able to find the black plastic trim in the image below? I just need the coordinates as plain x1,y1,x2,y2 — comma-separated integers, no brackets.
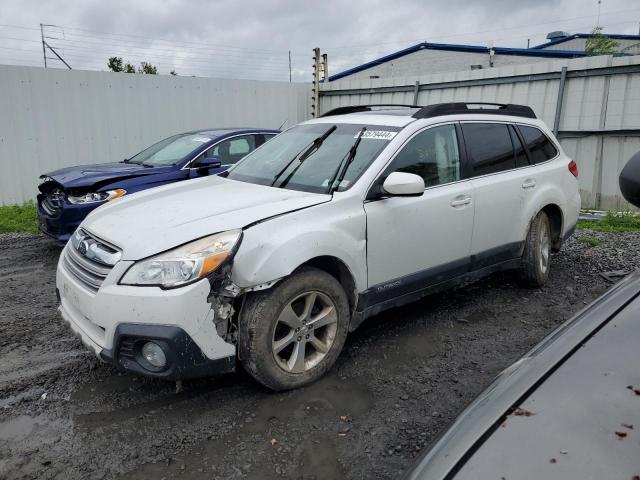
100,324,235,380
352,243,523,330
412,102,536,120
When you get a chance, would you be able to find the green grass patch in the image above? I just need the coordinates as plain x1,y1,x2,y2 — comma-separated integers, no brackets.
577,211,640,233
0,202,38,234
577,235,603,247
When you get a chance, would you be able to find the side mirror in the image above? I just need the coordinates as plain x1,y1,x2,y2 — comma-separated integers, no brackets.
196,157,222,174
382,172,425,196
620,151,640,208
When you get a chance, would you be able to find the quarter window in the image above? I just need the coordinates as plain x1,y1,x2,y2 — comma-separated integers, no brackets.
388,124,461,187
518,125,558,164
462,123,515,176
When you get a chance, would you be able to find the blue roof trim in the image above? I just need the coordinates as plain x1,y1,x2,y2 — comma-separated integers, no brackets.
328,42,587,82
532,33,640,49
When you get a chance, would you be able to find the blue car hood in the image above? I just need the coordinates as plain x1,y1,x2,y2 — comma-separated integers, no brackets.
42,162,173,189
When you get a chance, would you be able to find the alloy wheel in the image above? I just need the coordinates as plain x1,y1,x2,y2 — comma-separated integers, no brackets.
271,291,338,373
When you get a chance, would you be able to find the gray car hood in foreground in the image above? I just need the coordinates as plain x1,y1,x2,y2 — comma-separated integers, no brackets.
405,272,640,480
81,176,330,259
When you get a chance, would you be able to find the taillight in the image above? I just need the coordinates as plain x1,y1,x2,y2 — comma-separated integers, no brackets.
568,160,578,178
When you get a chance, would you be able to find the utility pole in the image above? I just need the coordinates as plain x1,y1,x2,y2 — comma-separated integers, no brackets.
40,23,47,68
39,23,72,69
311,47,321,118
288,50,292,82
321,53,329,82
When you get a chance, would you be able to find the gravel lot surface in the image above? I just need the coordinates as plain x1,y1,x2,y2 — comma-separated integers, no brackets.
1,230,639,480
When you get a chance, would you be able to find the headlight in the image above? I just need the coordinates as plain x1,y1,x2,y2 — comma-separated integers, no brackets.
120,230,242,288
67,189,126,204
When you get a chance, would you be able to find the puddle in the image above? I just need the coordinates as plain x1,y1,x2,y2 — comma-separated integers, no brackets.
248,372,372,431
0,415,39,441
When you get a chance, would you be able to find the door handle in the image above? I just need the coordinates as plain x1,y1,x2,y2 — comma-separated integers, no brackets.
450,195,471,207
522,179,536,189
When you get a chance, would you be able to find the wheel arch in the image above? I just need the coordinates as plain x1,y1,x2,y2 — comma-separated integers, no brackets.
540,203,564,251
295,256,359,315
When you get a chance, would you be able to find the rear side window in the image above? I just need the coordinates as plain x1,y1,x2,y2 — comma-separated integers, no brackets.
518,125,558,164
461,123,515,176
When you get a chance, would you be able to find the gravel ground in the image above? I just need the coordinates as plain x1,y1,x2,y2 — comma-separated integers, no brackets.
1,229,639,480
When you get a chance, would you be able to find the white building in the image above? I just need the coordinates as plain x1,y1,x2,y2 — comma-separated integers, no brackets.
328,31,640,85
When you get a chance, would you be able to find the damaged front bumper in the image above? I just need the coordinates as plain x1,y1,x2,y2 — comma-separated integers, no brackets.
56,243,238,380
99,323,235,380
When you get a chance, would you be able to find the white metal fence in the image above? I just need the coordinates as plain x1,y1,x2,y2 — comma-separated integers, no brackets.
320,55,640,210
0,65,310,205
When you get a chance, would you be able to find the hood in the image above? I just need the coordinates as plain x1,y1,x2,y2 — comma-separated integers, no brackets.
42,162,172,189
81,176,330,259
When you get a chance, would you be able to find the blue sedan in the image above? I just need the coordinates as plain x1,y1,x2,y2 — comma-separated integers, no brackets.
37,128,279,242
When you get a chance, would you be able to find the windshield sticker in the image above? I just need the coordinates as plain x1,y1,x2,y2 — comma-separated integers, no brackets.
356,130,397,140
191,137,211,143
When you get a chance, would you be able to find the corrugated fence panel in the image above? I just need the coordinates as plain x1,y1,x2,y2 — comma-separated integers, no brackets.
0,65,310,205
320,54,640,210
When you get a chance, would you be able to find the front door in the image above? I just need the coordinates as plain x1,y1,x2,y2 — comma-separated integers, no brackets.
364,123,475,305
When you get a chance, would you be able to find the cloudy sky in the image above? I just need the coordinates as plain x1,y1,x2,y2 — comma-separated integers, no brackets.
1,0,638,81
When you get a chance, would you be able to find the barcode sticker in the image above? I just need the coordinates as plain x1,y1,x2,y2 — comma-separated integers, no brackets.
356,130,397,140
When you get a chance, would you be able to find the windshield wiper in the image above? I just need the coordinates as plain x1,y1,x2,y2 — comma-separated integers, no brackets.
326,127,366,194
271,125,337,188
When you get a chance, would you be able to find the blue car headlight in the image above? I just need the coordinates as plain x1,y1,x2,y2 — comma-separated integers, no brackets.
67,189,126,204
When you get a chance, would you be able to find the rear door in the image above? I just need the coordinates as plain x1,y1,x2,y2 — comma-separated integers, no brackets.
461,122,530,269
364,123,474,301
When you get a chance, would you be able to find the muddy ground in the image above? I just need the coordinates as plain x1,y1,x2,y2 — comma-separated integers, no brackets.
1,230,639,480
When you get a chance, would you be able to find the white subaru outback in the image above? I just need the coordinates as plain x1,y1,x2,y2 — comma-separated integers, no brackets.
56,102,580,390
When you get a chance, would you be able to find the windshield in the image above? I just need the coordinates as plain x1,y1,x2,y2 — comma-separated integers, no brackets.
127,133,213,166
226,123,399,193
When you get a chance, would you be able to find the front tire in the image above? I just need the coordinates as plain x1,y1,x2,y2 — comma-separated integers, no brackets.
519,211,551,287
238,267,350,390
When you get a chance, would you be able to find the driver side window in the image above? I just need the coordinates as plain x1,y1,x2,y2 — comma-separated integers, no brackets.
205,135,256,165
388,124,461,188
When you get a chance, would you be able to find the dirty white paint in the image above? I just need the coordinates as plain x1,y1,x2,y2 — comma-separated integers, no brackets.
0,65,310,205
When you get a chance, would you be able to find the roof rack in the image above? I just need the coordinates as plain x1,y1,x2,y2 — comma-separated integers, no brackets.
320,104,418,117
412,102,536,119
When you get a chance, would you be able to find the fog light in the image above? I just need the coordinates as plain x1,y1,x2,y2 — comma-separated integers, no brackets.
141,342,167,368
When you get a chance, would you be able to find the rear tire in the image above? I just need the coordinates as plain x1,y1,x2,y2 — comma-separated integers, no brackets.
519,211,551,287
238,267,350,391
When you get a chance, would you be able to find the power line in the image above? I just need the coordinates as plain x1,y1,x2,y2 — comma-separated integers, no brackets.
322,8,640,51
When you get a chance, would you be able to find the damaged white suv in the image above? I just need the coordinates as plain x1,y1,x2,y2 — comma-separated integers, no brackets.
57,103,580,390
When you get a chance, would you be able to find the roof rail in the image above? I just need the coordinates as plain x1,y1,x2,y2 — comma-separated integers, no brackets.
320,104,418,117
412,102,536,119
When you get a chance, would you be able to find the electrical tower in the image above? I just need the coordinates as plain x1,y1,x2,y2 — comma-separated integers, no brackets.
40,23,72,69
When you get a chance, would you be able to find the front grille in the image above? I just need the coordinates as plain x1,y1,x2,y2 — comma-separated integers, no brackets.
40,189,64,217
63,230,121,293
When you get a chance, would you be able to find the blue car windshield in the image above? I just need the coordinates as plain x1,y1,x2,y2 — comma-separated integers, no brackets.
227,123,399,194
127,134,214,166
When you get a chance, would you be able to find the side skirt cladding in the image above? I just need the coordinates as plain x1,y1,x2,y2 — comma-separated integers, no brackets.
351,243,524,331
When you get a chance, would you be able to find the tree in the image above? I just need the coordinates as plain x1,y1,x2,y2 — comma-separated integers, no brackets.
107,56,158,74
585,27,620,55
107,56,123,72
138,62,158,75
170,69,178,76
